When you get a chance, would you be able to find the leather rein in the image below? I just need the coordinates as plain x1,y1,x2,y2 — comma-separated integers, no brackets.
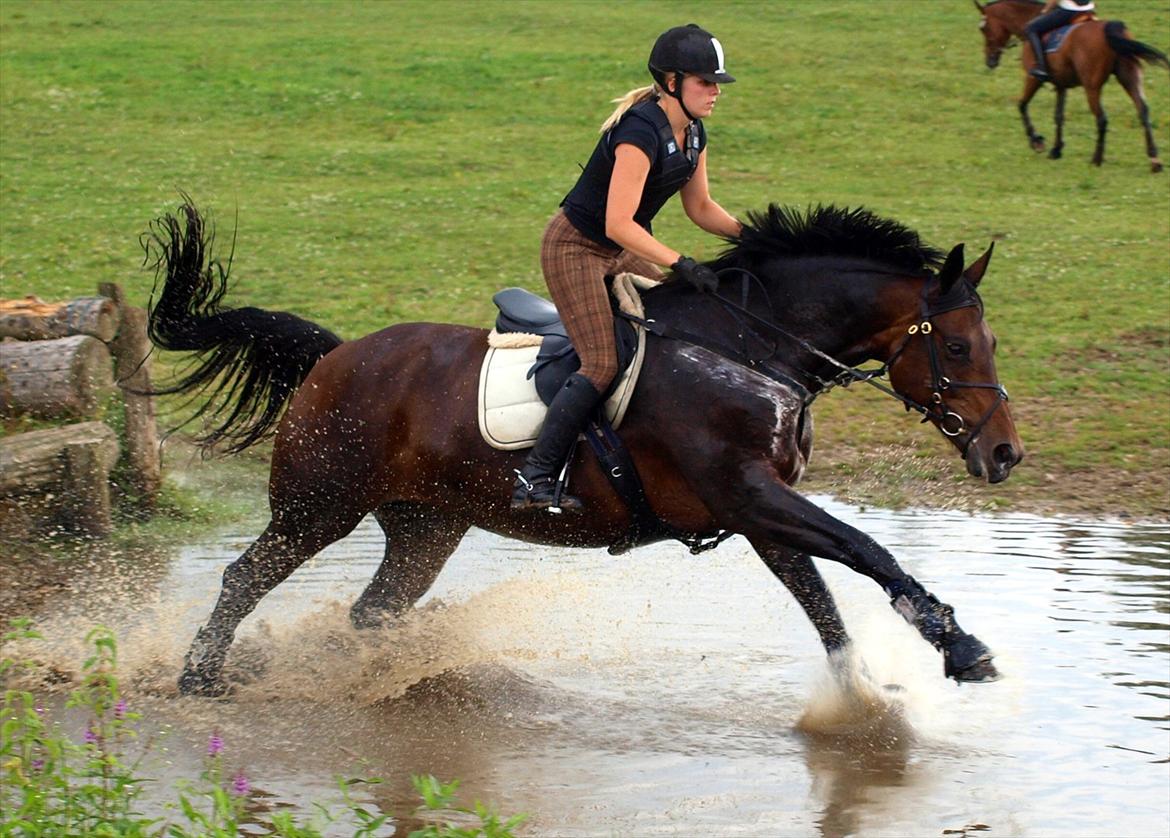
621,268,1010,458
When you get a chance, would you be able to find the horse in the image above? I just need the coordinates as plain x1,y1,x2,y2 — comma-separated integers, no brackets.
973,0,1169,172
142,199,1024,698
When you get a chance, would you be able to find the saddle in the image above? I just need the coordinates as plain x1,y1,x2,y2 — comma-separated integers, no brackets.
477,273,651,450
1042,15,1095,53
478,274,731,555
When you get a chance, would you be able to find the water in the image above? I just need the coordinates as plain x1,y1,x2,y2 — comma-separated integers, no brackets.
8,498,1168,837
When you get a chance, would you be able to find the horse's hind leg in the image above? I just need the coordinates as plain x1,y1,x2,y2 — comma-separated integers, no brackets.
179,510,365,696
1116,60,1162,172
350,502,471,630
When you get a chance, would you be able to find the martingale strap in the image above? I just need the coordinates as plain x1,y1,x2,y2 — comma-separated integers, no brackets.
583,415,734,556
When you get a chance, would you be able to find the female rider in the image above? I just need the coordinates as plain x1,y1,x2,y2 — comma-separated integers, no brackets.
511,23,744,512
1025,0,1097,81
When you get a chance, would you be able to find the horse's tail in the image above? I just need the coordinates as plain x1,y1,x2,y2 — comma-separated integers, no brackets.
141,197,343,454
1105,21,1170,71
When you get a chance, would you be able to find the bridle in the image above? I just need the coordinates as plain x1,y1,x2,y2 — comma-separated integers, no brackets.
661,268,1011,458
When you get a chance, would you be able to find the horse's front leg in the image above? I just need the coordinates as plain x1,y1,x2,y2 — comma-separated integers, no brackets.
1018,75,1046,152
754,544,849,655
1049,86,1067,159
733,464,998,683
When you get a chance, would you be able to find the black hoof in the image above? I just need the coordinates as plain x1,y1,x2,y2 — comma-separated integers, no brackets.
944,634,1000,683
178,669,230,697
1048,147,1063,160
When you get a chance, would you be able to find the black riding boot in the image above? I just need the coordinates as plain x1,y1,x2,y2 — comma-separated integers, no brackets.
1027,30,1051,81
511,373,603,512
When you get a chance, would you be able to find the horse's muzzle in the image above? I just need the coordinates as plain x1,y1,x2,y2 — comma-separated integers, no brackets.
967,441,1022,483
986,54,1001,69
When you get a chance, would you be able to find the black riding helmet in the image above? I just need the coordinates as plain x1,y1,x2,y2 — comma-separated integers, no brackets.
648,23,735,121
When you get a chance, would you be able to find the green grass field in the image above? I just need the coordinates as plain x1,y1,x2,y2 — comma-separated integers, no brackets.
2,0,1168,517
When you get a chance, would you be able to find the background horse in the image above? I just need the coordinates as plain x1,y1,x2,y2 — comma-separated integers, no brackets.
974,0,1169,171
144,200,1023,698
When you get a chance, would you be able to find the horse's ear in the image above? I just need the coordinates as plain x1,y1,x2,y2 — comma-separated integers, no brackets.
963,242,995,288
973,0,985,13
938,243,965,294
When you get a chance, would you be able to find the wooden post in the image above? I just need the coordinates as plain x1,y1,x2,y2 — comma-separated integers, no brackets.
0,295,120,342
98,283,161,505
0,334,113,419
0,422,119,537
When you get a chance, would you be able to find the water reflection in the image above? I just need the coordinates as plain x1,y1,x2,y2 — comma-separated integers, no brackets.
7,499,1168,837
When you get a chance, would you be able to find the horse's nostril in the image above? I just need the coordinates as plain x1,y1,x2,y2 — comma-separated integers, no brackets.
994,443,1020,467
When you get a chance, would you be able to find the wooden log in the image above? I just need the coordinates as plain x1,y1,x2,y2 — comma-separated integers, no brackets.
0,334,113,419
0,422,119,536
98,283,161,505
0,295,120,342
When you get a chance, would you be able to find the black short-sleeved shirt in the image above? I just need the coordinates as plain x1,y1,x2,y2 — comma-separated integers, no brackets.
561,99,706,250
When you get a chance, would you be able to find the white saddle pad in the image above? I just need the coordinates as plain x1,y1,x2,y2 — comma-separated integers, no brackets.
477,273,656,450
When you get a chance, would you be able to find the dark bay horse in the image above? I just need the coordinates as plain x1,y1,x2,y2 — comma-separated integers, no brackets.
974,0,1169,171
143,200,1023,698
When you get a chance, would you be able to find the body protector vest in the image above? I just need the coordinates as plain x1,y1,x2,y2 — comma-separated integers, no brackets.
561,99,706,250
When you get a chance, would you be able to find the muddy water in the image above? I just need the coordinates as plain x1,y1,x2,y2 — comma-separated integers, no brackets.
10,498,1169,837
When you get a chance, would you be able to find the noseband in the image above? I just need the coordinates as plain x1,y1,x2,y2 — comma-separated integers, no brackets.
703,269,1011,458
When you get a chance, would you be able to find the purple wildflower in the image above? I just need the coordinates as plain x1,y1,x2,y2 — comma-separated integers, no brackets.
30,758,45,773
231,771,250,796
207,732,223,757
114,699,127,720
84,726,98,746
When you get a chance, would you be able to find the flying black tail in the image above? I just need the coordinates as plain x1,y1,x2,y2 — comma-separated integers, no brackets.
1105,21,1170,71
141,197,343,454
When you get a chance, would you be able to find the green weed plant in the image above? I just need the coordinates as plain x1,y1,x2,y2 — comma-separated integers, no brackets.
1,619,524,837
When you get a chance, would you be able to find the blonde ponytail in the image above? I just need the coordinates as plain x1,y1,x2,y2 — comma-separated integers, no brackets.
599,84,659,133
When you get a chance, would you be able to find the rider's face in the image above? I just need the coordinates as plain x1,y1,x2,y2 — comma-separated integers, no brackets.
672,74,722,118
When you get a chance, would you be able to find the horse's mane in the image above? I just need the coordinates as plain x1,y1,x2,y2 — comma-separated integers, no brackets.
717,204,945,275
984,0,1044,7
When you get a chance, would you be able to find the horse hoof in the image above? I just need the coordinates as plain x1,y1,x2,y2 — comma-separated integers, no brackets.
944,633,999,683
953,657,1001,683
1151,160,1163,174
1048,148,1062,160
178,670,230,698
1030,138,1046,152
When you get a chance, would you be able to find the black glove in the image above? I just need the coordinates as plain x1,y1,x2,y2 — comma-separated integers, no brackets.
671,256,718,293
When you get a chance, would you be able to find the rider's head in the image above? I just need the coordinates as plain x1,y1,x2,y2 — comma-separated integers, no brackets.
648,24,735,120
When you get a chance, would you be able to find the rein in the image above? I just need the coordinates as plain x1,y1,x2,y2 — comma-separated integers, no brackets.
622,268,1010,457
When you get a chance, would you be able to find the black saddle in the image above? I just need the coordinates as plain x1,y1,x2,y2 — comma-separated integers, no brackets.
492,284,639,405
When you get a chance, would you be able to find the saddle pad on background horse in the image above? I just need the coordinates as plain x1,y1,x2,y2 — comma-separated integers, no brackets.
477,273,654,450
1044,19,1091,53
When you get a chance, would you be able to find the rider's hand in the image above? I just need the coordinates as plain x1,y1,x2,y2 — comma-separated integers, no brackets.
671,256,719,293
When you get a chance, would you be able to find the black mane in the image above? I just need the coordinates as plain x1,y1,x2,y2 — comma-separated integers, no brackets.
715,204,946,275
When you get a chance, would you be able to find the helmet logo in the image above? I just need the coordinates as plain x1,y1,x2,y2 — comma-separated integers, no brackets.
710,37,727,75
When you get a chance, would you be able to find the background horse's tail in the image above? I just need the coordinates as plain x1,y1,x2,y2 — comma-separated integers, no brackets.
142,197,343,454
1105,21,1170,70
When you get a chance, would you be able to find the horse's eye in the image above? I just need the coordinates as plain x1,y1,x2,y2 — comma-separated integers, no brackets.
946,341,968,357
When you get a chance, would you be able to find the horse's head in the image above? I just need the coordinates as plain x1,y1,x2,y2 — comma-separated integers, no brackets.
887,243,1024,483
974,0,1015,69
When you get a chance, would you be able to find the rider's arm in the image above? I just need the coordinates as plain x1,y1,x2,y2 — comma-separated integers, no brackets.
605,143,684,267
680,150,743,239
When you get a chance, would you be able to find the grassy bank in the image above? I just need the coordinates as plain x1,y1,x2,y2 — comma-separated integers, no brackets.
2,0,1168,518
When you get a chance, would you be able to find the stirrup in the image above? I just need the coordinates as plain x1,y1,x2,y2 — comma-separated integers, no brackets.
510,471,583,513
1029,67,1051,81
